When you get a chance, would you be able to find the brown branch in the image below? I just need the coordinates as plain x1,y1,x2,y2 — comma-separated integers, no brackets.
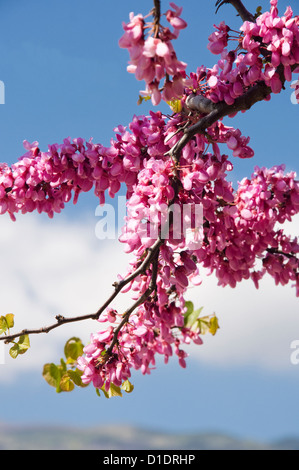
168,79,271,161
152,0,161,38
215,0,255,22
266,248,299,260
106,248,160,356
170,53,299,162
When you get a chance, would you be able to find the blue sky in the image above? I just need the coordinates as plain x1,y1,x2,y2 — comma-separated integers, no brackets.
0,0,298,444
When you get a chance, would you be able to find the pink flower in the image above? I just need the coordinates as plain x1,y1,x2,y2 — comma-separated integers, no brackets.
207,22,230,55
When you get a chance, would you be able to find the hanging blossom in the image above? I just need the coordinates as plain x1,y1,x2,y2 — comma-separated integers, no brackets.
188,0,299,106
119,3,187,105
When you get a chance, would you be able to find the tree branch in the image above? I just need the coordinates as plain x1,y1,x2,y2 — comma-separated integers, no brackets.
152,0,161,38
106,248,160,356
266,248,298,260
215,0,255,22
169,79,271,161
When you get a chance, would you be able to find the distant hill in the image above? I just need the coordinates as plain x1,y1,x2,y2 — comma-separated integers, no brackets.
0,424,298,450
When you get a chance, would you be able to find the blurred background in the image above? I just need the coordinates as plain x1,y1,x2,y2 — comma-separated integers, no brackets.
0,0,298,450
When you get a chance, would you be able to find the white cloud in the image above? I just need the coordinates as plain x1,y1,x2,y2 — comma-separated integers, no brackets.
0,212,298,382
0,212,131,381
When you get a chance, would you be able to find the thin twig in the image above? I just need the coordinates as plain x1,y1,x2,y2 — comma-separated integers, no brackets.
106,248,160,356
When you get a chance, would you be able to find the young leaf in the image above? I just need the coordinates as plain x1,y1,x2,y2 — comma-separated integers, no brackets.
60,357,67,373
9,335,30,359
17,335,30,354
107,383,123,398
5,314,14,329
100,383,123,398
67,369,83,387
137,94,151,105
60,374,75,392
9,343,19,359
183,301,194,326
185,301,194,316
197,317,210,335
43,363,60,388
167,99,183,113
209,315,220,336
254,6,262,19
185,307,204,329
121,379,134,394
0,316,8,335
64,337,84,363
100,387,109,399
197,315,220,335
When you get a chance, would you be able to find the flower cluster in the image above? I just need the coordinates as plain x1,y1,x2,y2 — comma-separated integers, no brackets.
0,138,133,220
119,3,187,105
207,21,230,55
193,164,299,292
198,0,299,105
241,0,299,93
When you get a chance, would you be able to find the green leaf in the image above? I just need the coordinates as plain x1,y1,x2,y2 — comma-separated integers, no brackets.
17,335,30,354
9,343,19,359
60,357,67,373
137,94,151,105
184,306,203,328
183,301,194,327
0,314,15,335
67,369,83,387
185,301,194,316
0,316,8,335
100,383,123,398
209,315,220,336
254,6,262,19
100,387,109,399
107,383,123,398
167,98,183,113
60,374,75,392
196,316,210,334
121,379,134,394
8,335,30,359
64,337,84,363
5,314,14,329
96,380,133,398
197,315,220,335
43,363,60,388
